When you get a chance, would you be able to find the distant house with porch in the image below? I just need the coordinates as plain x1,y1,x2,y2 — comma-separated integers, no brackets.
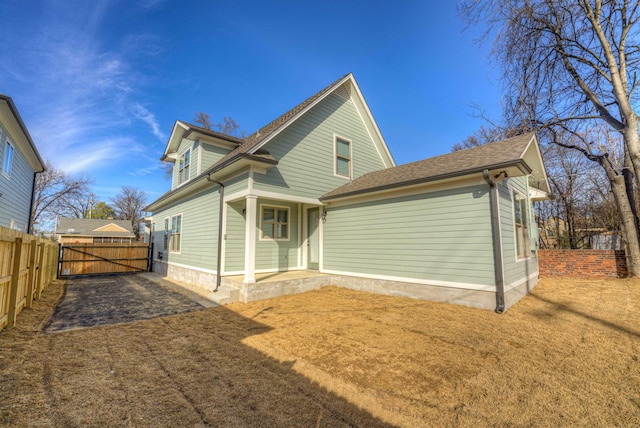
145,73,551,312
56,218,135,244
0,94,45,232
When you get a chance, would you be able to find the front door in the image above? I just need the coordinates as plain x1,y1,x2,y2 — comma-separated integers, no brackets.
307,207,320,270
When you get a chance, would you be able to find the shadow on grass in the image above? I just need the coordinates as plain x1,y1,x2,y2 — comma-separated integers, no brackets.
527,292,640,339
2,278,395,427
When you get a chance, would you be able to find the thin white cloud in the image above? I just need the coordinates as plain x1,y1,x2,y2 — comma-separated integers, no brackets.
132,103,167,142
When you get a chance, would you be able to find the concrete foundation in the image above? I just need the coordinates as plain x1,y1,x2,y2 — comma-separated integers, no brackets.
329,274,498,310
153,261,539,312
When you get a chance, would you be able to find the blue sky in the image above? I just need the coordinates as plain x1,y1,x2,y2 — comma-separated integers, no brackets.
0,0,501,205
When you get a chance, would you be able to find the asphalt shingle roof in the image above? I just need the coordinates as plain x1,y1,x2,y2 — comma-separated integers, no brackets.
321,133,536,201
57,218,135,237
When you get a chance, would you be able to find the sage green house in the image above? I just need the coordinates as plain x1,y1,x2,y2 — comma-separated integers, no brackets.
145,74,551,312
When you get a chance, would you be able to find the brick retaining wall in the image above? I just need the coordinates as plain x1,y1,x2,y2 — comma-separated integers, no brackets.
538,250,628,278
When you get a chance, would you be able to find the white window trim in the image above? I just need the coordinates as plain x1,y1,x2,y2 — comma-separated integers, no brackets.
333,134,352,179
163,217,169,251
259,204,291,241
512,189,532,261
2,138,14,178
169,213,183,254
178,148,191,186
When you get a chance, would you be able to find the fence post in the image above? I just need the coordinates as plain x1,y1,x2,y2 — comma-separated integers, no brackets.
26,239,38,308
7,237,23,329
36,242,46,299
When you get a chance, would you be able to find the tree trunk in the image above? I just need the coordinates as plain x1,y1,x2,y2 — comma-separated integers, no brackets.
604,166,640,276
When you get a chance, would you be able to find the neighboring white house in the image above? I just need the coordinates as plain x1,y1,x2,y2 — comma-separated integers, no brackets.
0,95,44,232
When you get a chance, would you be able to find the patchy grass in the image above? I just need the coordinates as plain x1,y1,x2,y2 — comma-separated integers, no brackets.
1,277,639,427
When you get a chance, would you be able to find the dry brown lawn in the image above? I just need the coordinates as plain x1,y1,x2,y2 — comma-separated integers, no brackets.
1,277,639,427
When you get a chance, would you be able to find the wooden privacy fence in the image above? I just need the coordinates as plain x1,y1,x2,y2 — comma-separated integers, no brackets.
0,227,59,331
58,243,151,277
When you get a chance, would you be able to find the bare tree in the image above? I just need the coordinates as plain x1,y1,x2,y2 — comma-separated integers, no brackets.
31,160,93,232
111,186,147,237
462,0,640,275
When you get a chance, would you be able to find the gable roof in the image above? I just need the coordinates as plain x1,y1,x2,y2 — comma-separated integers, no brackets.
56,218,135,237
321,133,551,201
0,94,44,172
147,73,395,212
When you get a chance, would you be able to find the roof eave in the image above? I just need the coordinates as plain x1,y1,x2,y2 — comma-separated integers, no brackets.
145,154,278,212
321,160,532,202
0,95,45,171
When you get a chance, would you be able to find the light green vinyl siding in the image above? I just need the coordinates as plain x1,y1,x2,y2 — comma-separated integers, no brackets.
500,176,538,286
0,123,36,231
255,199,299,271
323,185,495,286
150,186,220,271
253,93,387,199
224,200,246,272
200,143,231,171
224,171,249,195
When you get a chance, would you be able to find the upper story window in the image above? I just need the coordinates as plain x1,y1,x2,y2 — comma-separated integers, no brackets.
178,149,191,185
2,138,14,177
513,190,531,259
335,136,352,179
261,205,289,240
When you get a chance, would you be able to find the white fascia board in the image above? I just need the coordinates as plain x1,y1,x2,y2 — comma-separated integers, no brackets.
347,76,396,168
161,121,189,160
323,174,490,208
248,75,354,155
522,134,552,194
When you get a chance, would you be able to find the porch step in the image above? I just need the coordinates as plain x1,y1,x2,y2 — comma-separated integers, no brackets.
204,285,240,305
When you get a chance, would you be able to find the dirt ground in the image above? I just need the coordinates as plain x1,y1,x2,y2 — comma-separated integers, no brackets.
1,277,639,427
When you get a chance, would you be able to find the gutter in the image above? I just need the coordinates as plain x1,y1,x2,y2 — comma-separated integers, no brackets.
206,174,224,292
321,160,532,202
483,169,506,314
27,168,43,234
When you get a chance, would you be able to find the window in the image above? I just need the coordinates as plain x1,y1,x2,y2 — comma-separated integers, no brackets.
163,218,169,250
513,191,531,259
178,149,191,184
170,214,182,252
335,137,351,178
261,206,289,240
2,139,14,176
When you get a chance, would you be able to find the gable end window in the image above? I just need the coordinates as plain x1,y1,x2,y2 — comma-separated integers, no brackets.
170,214,182,252
261,206,289,240
2,139,14,177
335,137,352,178
513,191,531,259
178,149,191,185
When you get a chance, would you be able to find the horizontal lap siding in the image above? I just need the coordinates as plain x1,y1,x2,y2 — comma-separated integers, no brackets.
151,187,219,271
254,93,387,199
224,200,245,272
200,143,229,172
324,186,495,286
500,177,538,287
255,199,299,271
0,127,35,231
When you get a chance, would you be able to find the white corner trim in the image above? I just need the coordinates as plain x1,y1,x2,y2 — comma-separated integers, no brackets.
321,269,496,292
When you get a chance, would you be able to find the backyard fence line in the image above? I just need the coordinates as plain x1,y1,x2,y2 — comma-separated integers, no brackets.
0,227,59,331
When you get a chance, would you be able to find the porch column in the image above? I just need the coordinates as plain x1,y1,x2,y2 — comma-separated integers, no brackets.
243,195,257,284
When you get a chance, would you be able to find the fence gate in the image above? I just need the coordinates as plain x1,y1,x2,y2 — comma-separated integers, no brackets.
58,243,152,277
